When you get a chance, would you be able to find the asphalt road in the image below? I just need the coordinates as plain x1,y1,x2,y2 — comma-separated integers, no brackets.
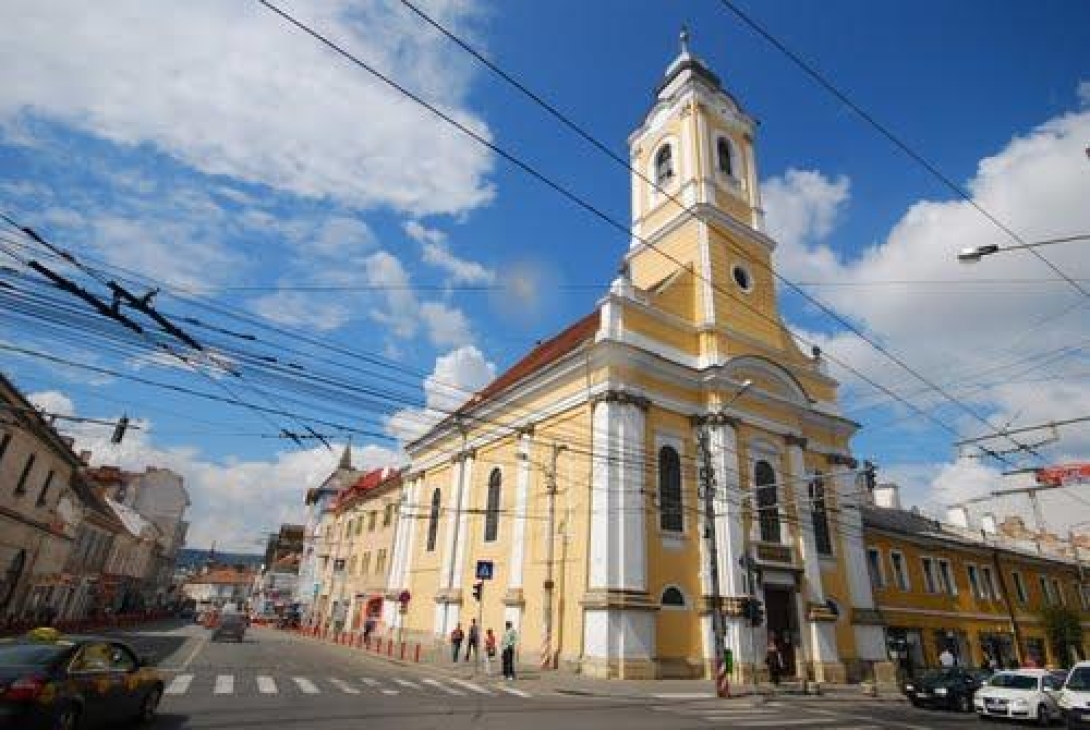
109,622,1038,729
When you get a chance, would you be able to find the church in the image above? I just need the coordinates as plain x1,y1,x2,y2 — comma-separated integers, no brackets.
383,33,891,684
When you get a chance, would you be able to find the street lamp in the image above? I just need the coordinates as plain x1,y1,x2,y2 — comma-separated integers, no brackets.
957,234,1090,263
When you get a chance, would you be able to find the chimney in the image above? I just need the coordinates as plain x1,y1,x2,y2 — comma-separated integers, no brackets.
872,484,902,510
981,513,997,535
947,506,970,529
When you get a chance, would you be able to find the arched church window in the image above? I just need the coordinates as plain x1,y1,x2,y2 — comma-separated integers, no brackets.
655,145,675,185
755,460,781,543
661,586,685,607
717,137,734,177
809,472,833,555
426,488,441,552
484,468,501,543
658,445,683,533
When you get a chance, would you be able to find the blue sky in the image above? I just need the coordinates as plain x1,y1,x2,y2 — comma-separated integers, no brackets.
2,0,1089,549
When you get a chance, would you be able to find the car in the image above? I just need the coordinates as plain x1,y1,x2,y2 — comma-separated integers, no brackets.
903,666,991,712
211,614,246,642
0,627,163,730
1059,661,1090,728
974,669,1065,725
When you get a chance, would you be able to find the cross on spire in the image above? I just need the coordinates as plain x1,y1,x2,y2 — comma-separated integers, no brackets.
679,24,691,55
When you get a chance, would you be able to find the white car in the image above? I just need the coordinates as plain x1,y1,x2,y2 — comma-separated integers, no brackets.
974,669,1065,724
1058,661,1090,729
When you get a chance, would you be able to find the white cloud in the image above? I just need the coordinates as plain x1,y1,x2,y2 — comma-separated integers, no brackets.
249,291,352,332
420,302,474,347
406,220,495,285
1079,80,1090,109
385,345,495,444
28,390,403,551
0,0,494,217
404,221,446,246
762,110,1090,530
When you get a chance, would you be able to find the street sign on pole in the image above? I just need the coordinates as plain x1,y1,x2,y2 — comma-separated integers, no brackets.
475,560,494,580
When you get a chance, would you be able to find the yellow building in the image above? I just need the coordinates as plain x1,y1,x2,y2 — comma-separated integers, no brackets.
316,467,401,634
385,35,892,683
864,499,1089,675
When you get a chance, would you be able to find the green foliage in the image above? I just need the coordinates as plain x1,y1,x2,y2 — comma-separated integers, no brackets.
1038,604,1083,668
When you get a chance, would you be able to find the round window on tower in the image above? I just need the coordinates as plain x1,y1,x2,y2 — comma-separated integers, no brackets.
732,264,752,292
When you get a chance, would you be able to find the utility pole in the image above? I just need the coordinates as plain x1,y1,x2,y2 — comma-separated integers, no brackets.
542,442,566,670
696,428,729,698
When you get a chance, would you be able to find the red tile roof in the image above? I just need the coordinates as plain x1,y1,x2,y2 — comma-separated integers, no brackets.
333,467,401,511
186,567,257,585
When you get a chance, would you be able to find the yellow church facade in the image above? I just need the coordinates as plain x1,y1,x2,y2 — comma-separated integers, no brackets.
384,38,891,683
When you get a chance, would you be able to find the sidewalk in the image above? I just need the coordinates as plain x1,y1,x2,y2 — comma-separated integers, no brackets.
285,628,906,704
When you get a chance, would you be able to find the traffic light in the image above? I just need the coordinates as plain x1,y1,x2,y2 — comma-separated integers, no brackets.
471,581,483,601
750,599,765,627
111,415,130,444
863,460,877,491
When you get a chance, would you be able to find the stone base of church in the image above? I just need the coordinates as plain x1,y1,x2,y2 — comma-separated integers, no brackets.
579,656,657,679
806,660,847,684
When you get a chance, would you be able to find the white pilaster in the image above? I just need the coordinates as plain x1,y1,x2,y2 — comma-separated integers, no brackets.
507,432,532,590
837,467,886,660
451,454,475,592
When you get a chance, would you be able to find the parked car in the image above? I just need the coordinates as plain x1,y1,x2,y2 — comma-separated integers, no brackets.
0,628,162,730
211,614,247,642
1059,661,1090,729
974,668,1065,724
903,666,991,712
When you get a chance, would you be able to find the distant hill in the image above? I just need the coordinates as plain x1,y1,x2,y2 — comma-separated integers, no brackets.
176,547,264,570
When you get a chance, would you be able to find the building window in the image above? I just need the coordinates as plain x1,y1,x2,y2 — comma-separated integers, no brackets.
658,446,683,533
890,551,909,591
655,145,675,185
717,137,734,177
361,552,371,575
981,566,999,600
1039,574,1053,605
14,453,35,495
938,559,957,595
866,547,885,588
354,518,362,536
376,549,387,575
0,431,11,466
809,473,832,555
484,468,501,543
968,565,983,599
1080,583,1090,611
1012,571,1028,604
368,511,377,531
661,586,685,607
755,460,781,543
426,488,441,552
1053,578,1065,606
922,557,938,593
34,470,55,508
384,503,395,527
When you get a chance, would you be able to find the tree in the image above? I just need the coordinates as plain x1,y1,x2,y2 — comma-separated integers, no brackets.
1038,604,1083,667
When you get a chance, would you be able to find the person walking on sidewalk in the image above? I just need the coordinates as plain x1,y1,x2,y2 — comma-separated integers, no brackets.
450,623,465,663
501,621,518,680
484,628,497,676
465,619,480,662
766,632,784,686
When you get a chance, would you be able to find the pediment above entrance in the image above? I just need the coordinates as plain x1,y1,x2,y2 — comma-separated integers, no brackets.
717,355,811,407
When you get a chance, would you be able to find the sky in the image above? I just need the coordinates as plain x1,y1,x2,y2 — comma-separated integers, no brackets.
1,0,1089,551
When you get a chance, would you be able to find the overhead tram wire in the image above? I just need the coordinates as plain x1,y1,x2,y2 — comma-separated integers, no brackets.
714,0,1090,304
278,0,1031,465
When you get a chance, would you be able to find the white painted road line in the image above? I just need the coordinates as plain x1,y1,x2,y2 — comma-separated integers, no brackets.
651,692,716,699
393,678,421,690
292,677,320,694
712,719,825,727
496,685,531,698
361,678,380,687
448,678,493,695
213,675,234,695
329,678,360,694
256,676,277,694
164,674,193,696
381,689,400,695
422,678,464,695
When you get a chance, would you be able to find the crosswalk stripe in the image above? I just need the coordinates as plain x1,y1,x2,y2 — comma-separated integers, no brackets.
165,674,193,695
393,678,421,689
292,677,320,694
448,678,493,695
256,676,277,694
496,685,531,698
330,678,360,694
710,719,825,727
381,688,400,695
422,678,464,695
361,678,380,687
214,675,234,695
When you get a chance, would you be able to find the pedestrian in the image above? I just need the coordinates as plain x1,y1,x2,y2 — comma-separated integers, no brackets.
765,632,783,686
363,617,375,646
501,621,518,680
484,628,497,676
465,619,480,662
450,623,465,662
